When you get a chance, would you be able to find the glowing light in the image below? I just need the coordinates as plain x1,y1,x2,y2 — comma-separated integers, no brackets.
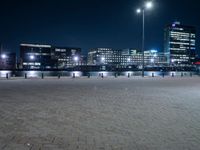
101,57,105,61
150,50,158,53
1,54,7,59
71,71,82,77
127,58,131,62
145,1,153,9
20,44,51,48
30,55,35,60
74,56,79,62
150,58,154,63
136,8,141,13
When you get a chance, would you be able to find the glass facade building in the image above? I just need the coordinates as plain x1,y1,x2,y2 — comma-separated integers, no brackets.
164,22,196,66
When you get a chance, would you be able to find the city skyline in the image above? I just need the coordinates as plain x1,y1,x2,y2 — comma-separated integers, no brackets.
0,0,199,56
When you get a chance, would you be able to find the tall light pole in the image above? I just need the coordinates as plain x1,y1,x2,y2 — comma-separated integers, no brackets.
1,54,7,69
136,1,153,77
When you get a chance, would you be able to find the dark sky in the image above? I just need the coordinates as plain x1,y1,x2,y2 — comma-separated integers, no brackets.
0,0,200,56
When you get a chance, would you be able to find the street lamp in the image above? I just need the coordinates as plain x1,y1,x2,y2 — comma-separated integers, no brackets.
1,54,7,59
136,1,154,77
73,56,79,67
30,55,35,60
74,56,79,62
101,57,105,62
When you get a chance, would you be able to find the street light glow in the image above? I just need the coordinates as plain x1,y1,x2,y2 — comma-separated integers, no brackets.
1,54,7,59
145,1,153,9
136,8,141,13
101,57,105,62
74,56,79,62
151,58,154,63
30,55,35,60
136,1,154,77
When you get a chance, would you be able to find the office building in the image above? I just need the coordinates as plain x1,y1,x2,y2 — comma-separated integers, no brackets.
0,52,16,70
51,47,82,69
88,48,167,67
20,43,83,69
20,44,54,69
164,21,196,66
88,48,125,66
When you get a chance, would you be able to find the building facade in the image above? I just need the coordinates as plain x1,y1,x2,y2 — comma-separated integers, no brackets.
0,52,16,70
164,22,196,66
20,44,54,69
20,43,82,69
88,48,167,68
51,47,82,69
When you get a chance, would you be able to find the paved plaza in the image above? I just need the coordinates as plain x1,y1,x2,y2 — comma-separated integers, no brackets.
0,77,200,150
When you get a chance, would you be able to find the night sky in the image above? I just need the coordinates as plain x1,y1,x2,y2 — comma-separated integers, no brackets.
0,0,199,56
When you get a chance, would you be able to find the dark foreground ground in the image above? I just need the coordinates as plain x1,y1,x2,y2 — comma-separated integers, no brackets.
0,77,200,150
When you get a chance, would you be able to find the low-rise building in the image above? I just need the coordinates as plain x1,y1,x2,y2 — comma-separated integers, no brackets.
20,43,83,70
0,52,16,70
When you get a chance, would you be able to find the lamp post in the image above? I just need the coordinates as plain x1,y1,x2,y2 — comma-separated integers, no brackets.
101,57,105,64
29,55,35,70
73,56,79,70
136,1,153,77
1,54,7,69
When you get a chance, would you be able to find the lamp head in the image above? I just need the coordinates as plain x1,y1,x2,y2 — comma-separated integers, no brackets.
145,1,153,9
1,54,7,59
136,8,141,13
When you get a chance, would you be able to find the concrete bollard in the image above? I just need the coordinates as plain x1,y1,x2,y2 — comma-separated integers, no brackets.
41,73,44,79
152,73,154,77
172,73,174,77
25,73,27,79
162,72,165,78
181,72,183,77
115,73,117,78
190,72,193,77
73,73,75,78
58,74,61,79
6,73,9,79
101,73,104,79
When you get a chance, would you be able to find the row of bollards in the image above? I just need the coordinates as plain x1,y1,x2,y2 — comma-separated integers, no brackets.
2,72,194,79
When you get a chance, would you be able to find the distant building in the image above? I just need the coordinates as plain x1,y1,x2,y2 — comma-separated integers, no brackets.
51,47,82,69
20,44,54,69
88,48,167,68
20,43,83,70
0,52,16,70
88,48,124,66
164,21,196,66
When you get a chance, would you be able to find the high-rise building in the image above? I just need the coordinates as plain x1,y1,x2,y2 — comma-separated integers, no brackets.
164,22,196,66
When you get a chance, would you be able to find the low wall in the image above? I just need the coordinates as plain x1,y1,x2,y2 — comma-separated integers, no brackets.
0,70,198,78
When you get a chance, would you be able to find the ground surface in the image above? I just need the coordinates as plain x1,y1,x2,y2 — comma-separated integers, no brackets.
0,77,200,150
